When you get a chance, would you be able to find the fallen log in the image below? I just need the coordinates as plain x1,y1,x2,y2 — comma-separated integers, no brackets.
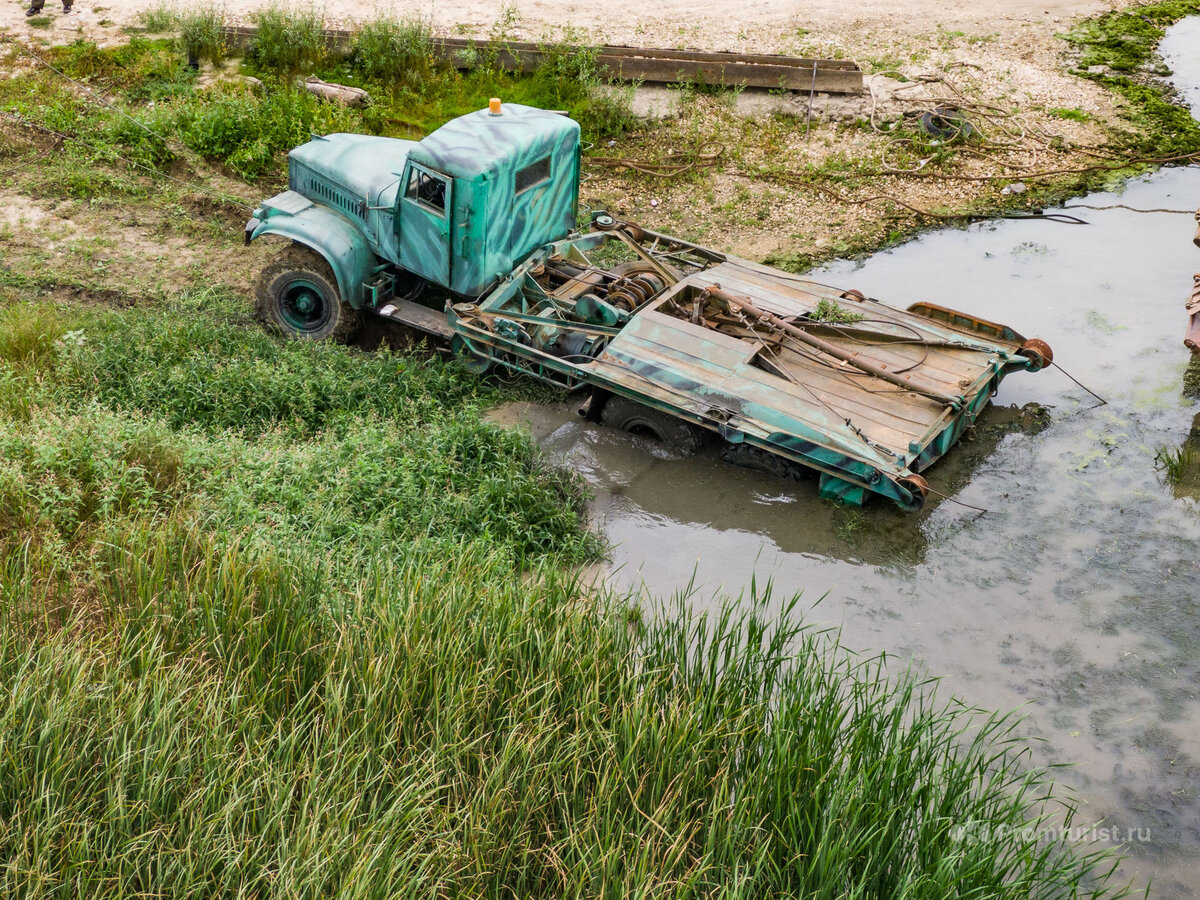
304,77,370,107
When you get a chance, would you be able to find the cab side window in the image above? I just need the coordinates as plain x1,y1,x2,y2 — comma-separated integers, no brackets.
515,157,551,195
407,169,447,214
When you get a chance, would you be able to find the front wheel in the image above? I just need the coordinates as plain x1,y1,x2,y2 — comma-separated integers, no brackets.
254,245,361,342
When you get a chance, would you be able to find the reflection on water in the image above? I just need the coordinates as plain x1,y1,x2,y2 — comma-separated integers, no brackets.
497,17,1200,896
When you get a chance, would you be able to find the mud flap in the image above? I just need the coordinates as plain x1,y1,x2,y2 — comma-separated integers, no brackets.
818,472,867,506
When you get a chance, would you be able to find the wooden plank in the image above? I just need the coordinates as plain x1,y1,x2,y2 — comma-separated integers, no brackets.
768,345,941,423
766,351,942,436
219,26,862,94
600,310,946,451
449,41,861,93
685,263,998,390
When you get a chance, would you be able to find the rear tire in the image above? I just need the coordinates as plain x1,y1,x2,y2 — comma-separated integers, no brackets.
255,245,360,342
600,396,709,456
721,443,806,480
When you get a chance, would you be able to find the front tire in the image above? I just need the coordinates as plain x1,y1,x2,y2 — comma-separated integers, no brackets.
255,245,360,342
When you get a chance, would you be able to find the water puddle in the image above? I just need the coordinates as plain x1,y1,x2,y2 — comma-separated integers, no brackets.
496,17,1200,895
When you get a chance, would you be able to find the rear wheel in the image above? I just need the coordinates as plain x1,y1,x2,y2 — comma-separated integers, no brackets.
255,245,360,342
721,443,806,480
600,396,709,456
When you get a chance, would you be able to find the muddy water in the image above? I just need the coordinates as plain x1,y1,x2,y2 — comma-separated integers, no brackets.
497,19,1200,895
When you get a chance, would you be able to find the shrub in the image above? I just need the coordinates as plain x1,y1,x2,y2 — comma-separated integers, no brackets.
137,2,178,33
573,83,641,140
248,5,327,78
350,14,435,87
175,85,359,177
178,4,227,67
529,31,639,140
530,33,598,108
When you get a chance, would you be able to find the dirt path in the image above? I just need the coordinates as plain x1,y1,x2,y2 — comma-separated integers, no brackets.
1,0,1135,55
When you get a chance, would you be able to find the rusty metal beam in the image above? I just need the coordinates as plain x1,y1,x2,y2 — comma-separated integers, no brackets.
704,285,964,408
1186,274,1200,353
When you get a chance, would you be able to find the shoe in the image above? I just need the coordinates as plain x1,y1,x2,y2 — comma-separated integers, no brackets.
62,3,73,10
25,7,40,16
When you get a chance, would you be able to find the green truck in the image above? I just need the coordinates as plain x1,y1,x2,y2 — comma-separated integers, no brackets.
246,100,1053,509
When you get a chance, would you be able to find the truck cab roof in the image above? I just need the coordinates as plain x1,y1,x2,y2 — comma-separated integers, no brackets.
408,103,580,180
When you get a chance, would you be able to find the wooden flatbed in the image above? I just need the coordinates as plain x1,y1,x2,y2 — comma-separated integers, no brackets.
445,220,1051,509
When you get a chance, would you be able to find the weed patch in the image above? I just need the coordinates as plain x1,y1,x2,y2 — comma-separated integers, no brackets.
349,14,435,87
178,4,227,67
138,3,179,33
175,84,360,177
247,5,328,79
811,297,865,323
1065,0,1200,157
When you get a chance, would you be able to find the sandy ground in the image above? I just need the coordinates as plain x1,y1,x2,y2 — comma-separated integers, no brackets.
0,0,1135,51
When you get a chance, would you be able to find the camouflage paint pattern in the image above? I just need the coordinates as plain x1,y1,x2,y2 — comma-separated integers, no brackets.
250,104,579,301
246,190,377,309
405,104,580,296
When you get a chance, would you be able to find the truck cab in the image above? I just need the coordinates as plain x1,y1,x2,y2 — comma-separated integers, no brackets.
246,102,581,340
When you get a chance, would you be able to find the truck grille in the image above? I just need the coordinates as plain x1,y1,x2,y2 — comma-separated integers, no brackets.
306,178,366,220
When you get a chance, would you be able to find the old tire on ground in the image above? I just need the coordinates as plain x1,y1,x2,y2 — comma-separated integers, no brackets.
255,245,361,342
601,396,709,456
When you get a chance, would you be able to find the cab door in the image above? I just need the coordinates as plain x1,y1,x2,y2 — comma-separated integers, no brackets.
397,163,452,287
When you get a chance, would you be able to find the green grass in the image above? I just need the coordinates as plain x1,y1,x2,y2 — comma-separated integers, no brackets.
1050,107,1093,123
174,82,361,177
0,24,637,189
0,300,597,565
1154,440,1198,484
0,279,1138,897
1064,0,1200,158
